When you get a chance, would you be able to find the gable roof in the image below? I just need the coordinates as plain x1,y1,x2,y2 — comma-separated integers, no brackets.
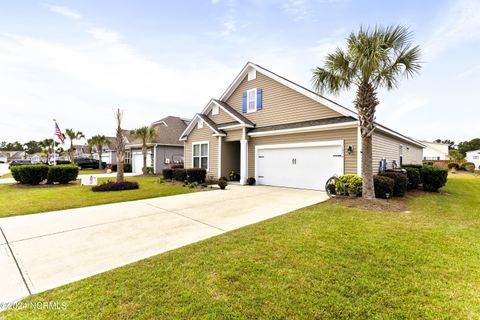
180,114,226,141
127,116,190,147
200,99,254,127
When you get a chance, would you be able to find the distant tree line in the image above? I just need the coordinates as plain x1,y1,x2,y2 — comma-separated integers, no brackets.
434,138,480,160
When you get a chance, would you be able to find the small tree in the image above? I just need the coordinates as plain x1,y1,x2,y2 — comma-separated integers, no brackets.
115,109,126,183
65,129,85,161
130,126,158,174
90,135,110,169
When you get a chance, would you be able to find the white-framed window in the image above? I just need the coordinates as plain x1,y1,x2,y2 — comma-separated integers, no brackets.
192,142,209,170
197,119,204,129
125,151,131,164
247,88,257,113
212,105,219,115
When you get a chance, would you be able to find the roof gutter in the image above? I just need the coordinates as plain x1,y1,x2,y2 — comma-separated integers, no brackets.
248,121,358,137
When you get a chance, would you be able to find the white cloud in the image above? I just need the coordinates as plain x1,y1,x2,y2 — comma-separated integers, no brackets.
283,0,308,21
88,28,121,43
424,0,480,59
42,3,82,20
0,32,239,141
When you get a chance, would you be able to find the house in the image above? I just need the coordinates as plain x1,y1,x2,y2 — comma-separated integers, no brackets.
28,153,44,164
91,137,118,165
466,149,480,169
421,141,450,161
0,152,7,163
73,144,92,159
6,151,24,162
126,116,189,173
180,62,424,190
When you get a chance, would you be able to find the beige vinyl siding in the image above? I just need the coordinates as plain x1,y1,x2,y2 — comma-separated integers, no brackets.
372,132,423,173
209,107,235,124
226,72,342,127
247,128,358,177
184,126,219,180
224,129,243,142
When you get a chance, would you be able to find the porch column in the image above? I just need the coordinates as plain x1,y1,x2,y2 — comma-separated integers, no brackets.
240,139,248,185
217,136,222,179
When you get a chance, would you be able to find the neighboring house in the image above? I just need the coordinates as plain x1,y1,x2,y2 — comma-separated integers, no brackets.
466,149,480,169
7,151,24,162
73,145,92,158
421,141,450,161
28,153,44,164
0,152,8,163
91,137,117,165
126,116,189,174
180,62,424,190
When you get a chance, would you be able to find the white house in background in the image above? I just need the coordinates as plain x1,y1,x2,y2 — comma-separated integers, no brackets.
421,141,450,161
0,152,8,163
466,149,480,169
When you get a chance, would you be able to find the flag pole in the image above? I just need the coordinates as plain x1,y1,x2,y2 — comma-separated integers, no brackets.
53,119,57,166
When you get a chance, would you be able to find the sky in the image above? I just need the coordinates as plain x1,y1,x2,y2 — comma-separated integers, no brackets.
0,0,479,145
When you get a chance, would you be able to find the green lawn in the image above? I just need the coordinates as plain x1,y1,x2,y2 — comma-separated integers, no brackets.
77,169,108,175
4,175,480,319
0,176,194,218
0,172,12,178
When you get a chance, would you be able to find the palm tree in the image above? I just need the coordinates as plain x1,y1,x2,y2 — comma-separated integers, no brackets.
90,135,110,169
65,129,85,161
312,25,422,199
115,109,126,183
86,138,95,158
130,126,158,174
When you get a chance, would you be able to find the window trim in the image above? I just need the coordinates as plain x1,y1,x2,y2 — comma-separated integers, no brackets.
192,141,209,171
246,88,257,113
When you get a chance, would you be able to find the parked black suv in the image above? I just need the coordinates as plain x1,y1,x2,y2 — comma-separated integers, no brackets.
74,158,106,169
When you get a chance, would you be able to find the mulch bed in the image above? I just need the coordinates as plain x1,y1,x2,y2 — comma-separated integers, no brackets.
328,190,435,213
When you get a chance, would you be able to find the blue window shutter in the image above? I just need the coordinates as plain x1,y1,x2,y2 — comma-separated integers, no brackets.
256,88,263,110
242,92,247,113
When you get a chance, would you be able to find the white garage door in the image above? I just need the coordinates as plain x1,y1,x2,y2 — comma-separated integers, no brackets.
256,142,344,190
132,152,152,173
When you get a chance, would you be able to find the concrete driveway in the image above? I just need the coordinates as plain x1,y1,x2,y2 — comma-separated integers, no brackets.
0,185,327,303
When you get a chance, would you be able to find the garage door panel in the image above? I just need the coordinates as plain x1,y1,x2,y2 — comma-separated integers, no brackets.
256,143,343,190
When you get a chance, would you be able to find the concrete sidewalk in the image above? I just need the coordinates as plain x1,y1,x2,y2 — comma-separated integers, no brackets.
0,185,328,303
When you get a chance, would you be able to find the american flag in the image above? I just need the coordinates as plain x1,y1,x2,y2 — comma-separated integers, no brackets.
55,121,65,145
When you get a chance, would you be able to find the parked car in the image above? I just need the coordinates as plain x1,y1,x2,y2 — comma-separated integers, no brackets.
74,158,106,169
55,160,72,165
9,159,32,168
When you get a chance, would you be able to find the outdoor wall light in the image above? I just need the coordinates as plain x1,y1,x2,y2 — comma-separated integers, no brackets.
347,145,354,155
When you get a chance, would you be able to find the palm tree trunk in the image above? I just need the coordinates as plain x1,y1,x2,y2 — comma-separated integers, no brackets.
98,149,103,169
142,145,147,175
115,109,125,183
355,82,379,200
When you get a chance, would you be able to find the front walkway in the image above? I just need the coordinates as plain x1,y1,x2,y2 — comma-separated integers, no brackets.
0,185,328,303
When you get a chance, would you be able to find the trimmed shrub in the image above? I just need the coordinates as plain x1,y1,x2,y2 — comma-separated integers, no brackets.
379,171,408,197
247,177,256,185
402,164,424,180
186,168,207,183
448,163,460,170
124,163,132,173
422,166,448,192
337,174,362,195
171,164,184,169
374,175,394,199
404,167,421,190
47,165,79,184
11,165,49,185
172,169,187,181
460,162,475,172
162,168,173,180
92,181,139,192
228,170,240,181
146,166,154,174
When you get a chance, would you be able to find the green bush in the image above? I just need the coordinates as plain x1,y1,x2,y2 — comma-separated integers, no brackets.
92,181,139,192
448,163,460,170
47,165,79,184
186,169,207,183
402,164,424,180
162,169,173,180
247,177,256,185
374,175,394,199
460,162,475,172
422,166,448,192
337,174,362,195
379,171,408,197
124,163,132,173
404,167,420,190
218,177,228,190
11,165,49,185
